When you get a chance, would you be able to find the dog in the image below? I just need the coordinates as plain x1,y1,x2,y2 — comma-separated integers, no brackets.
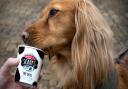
21,0,128,89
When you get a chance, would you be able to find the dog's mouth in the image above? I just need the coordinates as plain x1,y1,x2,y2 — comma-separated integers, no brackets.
21,32,58,60
40,47,54,59
22,35,55,60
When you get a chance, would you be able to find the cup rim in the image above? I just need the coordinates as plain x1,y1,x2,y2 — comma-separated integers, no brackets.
18,44,45,54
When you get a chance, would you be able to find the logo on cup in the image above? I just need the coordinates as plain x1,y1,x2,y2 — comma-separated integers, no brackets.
21,54,38,72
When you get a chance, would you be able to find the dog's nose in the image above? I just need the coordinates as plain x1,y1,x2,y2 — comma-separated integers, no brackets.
21,32,29,43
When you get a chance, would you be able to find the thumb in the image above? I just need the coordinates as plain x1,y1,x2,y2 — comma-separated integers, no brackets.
0,58,19,75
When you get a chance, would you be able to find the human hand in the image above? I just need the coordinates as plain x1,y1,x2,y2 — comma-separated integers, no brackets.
0,58,38,89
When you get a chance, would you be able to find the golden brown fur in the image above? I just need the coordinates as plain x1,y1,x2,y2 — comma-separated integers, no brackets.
23,0,128,89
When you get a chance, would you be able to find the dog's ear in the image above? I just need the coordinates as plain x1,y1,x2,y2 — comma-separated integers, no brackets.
71,0,114,88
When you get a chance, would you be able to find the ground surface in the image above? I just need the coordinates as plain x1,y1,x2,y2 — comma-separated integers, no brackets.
0,0,128,89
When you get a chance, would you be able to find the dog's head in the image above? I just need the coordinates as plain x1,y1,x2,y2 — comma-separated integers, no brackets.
22,0,114,89
22,0,76,53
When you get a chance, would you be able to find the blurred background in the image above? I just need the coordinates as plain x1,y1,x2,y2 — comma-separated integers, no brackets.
0,0,128,89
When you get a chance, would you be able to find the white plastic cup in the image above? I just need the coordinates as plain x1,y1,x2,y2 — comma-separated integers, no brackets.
15,45,45,87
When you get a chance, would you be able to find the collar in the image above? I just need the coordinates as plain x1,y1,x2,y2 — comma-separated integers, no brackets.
96,69,118,89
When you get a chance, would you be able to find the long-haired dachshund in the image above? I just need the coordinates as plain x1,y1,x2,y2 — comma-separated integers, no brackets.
21,0,128,89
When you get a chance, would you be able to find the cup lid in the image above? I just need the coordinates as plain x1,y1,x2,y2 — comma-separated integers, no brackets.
18,44,45,54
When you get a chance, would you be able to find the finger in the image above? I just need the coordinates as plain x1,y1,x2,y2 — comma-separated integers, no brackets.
0,58,19,75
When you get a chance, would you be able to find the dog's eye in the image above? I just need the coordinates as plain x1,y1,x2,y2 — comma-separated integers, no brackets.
49,9,59,18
